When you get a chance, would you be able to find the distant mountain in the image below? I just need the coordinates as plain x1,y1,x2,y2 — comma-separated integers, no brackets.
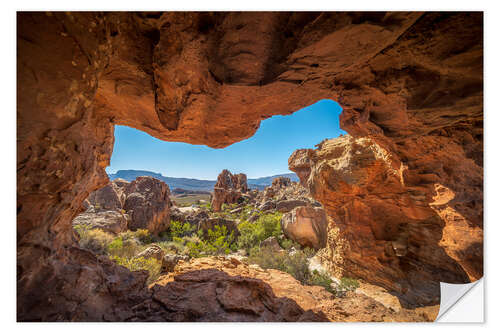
108,170,299,191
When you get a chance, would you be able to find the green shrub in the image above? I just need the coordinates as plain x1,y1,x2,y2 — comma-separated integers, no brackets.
110,256,162,284
247,246,338,294
169,220,196,239
309,269,335,293
185,225,236,257
338,277,360,292
237,212,282,251
107,237,140,258
74,224,114,255
120,229,154,244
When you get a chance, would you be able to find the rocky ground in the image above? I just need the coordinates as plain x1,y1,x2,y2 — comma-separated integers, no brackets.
69,170,439,322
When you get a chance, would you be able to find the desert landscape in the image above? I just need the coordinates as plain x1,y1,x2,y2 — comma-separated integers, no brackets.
17,12,483,322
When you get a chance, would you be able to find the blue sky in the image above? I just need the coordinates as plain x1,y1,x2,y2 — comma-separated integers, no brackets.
106,99,345,180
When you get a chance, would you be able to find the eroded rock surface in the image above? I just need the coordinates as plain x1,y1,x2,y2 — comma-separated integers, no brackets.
289,135,482,306
72,176,172,235
281,206,328,250
123,176,172,234
211,169,248,211
17,12,482,320
146,257,437,322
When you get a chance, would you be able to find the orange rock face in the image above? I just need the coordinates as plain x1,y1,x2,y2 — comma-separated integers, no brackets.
289,135,482,306
145,257,437,322
211,169,248,211
17,12,482,320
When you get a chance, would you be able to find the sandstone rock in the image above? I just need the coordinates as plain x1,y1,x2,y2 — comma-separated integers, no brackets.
281,206,328,250
276,199,309,213
258,200,276,211
123,177,172,235
211,170,248,211
17,12,482,320
72,210,129,234
162,254,189,273
146,257,436,322
88,182,123,211
289,135,482,306
261,236,282,252
135,245,165,262
272,176,291,188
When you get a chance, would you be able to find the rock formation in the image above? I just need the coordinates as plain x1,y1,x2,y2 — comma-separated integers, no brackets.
123,176,172,234
73,210,129,234
211,169,248,211
145,257,437,322
17,12,482,320
281,206,328,250
72,176,172,235
289,135,483,306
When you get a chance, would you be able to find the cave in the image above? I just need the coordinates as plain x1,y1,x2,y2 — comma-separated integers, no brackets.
17,12,483,321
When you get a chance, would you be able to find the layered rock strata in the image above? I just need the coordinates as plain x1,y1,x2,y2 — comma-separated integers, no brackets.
289,135,482,306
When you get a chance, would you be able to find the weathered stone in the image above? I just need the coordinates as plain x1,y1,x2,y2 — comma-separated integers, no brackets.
72,210,129,234
276,199,309,213
261,236,282,252
123,176,172,235
211,170,248,211
135,245,165,262
289,135,482,306
281,206,328,250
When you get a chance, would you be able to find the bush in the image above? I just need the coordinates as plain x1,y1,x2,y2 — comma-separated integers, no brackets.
247,246,341,294
110,256,162,284
107,236,141,258
74,224,114,255
120,229,154,244
185,225,236,257
237,212,282,251
169,220,196,239
336,277,360,296
309,269,335,294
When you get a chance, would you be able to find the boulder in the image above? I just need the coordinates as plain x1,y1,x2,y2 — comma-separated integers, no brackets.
162,254,189,273
88,182,123,211
281,206,328,250
135,245,165,262
276,199,309,213
72,210,129,234
261,236,282,252
123,176,172,235
258,200,276,211
211,169,248,211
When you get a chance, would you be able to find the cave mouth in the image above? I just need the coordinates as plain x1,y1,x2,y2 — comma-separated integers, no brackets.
72,98,346,299
106,99,345,182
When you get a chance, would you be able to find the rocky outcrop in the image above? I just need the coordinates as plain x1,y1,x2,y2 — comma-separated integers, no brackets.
123,176,172,234
72,210,129,234
261,236,283,252
276,199,309,213
289,135,482,306
146,257,437,322
211,170,248,211
87,182,124,210
17,12,482,320
281,206,328,250
135,245,165,262
72,177,172,235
